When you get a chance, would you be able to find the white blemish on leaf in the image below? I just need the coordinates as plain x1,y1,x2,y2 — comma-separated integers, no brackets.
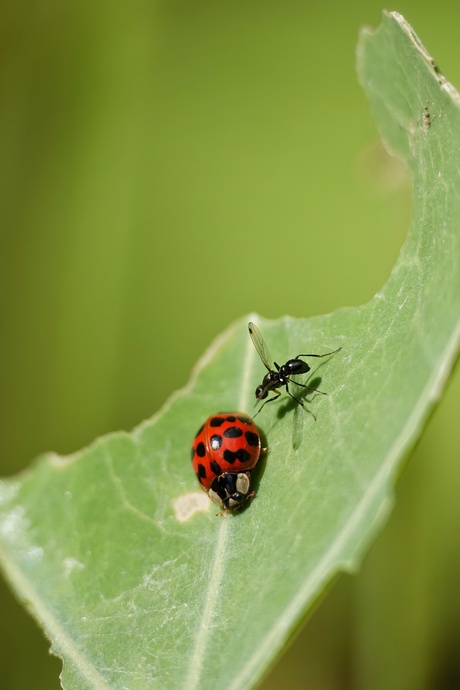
173,493,210,521
63,557,85,577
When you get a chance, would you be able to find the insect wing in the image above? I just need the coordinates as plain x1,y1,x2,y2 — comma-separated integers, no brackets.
248,321,273,371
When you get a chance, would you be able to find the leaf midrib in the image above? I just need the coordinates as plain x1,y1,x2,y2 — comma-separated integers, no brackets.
182,317,258,690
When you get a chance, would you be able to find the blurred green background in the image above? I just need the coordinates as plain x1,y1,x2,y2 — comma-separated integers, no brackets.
1,1,459,688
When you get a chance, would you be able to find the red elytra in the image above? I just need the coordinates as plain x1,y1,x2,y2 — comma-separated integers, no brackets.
191,412,262,491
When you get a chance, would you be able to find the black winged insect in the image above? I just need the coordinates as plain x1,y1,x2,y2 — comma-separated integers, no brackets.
248,321,340,419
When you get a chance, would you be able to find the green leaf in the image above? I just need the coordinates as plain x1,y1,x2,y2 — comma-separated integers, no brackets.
1,11,460,689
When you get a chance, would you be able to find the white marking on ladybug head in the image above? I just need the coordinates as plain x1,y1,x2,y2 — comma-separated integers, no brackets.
207,489,224,508
235,473,250,495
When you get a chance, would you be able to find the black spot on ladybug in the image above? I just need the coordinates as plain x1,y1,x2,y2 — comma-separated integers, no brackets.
223,449,237,464
223,448,251,464
210,434,222,450
224,426,243,439
226,415,236,422
196,442,206,458
194,424,204,438
237,415,251,424
238,448,251,462
210,417,225,427
245,431,259,447
210,459,222,475
197,464,207,479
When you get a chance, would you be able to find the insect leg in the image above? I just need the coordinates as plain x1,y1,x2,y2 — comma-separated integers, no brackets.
295,346,341,360
252,390,281,420
285,383,317,420
291,379,327,395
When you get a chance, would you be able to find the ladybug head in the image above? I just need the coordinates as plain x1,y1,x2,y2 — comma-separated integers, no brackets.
208,472,254,511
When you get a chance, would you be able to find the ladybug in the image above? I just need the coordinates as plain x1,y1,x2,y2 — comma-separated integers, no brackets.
248,321,341,419
191,412,262,510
